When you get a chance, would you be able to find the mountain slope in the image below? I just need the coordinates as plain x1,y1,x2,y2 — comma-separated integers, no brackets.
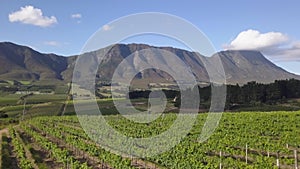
213,50,300,84
0,42,68,81
0,42,299,84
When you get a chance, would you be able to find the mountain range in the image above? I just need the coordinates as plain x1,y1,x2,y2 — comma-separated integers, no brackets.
0,42,299,85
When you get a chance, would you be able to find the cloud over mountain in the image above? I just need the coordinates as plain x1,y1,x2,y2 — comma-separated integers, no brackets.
225,29,289,50
224,29,300,62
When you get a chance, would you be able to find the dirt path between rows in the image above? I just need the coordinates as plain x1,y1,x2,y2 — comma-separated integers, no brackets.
0,127,20,169
29,124,111,169
58,122,163,169
0,128,8,137
0,128,8,169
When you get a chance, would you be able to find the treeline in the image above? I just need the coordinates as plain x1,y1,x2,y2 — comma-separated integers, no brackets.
129,79,300,111
181,78,300,110
129,90,178,99
226,79,300,106
0,84,56,93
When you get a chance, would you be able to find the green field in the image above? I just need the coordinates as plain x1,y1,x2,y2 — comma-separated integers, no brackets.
0,93,68,129
0,94,21,106
1,111,299,168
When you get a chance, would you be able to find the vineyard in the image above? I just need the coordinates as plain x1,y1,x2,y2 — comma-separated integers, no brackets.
0,111,300,169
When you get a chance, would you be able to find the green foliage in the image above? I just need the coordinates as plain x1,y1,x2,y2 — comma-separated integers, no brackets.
20,124,92,169
21,117,135,169
9,111,300,169
1,134,12,168
9,127,34,169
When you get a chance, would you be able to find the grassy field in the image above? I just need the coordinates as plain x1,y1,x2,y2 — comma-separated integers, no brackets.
0,94,21,106
0,92,68,129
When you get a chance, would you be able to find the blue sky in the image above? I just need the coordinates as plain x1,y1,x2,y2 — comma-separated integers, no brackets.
1,0,300,74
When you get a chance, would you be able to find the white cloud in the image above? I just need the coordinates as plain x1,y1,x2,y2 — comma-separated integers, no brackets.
224,29,300,62
44,41,60,46
71,13,82,19
225,29,289,51
102,24,113,31
9,6,57,27
44,41,69,47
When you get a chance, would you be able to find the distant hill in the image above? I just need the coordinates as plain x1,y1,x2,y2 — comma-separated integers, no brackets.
0,42,299,84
